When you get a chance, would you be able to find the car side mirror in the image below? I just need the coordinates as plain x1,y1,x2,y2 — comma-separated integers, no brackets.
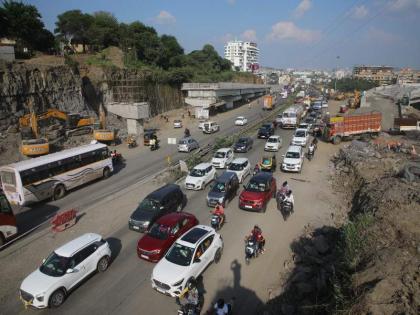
42,258,46,264
66,268,76,274
194,258,201,263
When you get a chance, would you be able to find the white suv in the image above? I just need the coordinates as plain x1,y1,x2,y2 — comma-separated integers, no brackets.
211,148,234,169
291,128,309,147
19,233,111,309
282,145,304,173
264,135,282,152
227,157,251,183
151,225,223,297
185,163,216,190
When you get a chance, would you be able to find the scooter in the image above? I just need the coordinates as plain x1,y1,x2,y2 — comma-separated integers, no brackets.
210,213,225,231
245,236,259,265
307,147,314,161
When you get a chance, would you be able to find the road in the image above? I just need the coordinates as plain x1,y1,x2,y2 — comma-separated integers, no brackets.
15,98,285,235
10,122,305,315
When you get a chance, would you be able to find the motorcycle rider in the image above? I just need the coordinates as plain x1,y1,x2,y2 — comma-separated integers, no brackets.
248,225,265,253
184,128,191,138
214,298,229,315
178,280,200,309
283,190,295,212
308,142,316,158
278,181,290,196
211,203,225,228
253,163,260,175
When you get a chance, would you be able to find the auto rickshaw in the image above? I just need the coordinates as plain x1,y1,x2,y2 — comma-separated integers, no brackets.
126,135,137,148
260,155,276,172
143,130,157,146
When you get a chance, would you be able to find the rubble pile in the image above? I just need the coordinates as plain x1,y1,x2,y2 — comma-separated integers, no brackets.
262,137,420,315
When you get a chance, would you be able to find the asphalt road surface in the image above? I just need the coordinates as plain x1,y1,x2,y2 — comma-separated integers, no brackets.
13,122,298,315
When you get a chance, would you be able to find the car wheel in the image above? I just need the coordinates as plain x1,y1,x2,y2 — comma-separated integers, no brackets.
214,248,222,264
103,167,111,178
176,203,182,212
49,289,66,308
53,184,66,201
97,256,110,272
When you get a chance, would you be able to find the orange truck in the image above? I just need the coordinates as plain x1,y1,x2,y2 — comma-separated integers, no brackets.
323,112,382,144
263,95,274,110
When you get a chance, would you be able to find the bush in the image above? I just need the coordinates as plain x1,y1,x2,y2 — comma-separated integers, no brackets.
185,154,202,170
213,135,238,152
64,55,80,74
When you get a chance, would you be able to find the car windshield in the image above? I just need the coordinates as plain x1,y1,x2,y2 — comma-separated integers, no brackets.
237,138,247,144
165,243,193,266
190,168,205,177
236,117,244,120
229,163,243,171
295,131,306,137
148,223,170,240
286,152,300,159
179,139,188,144
211,182,226,193
138,198,160,212
39,252,70,277
214,152,226,158
268,138,278,143
246,179,267,192
262,158,271,165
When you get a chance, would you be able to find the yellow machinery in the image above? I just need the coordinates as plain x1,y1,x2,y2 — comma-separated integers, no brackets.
20,103,49,156
93,105,116,143
348,90,361,108
19,109,95,130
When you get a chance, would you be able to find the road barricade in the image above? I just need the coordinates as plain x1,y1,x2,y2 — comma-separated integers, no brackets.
51,209,77,232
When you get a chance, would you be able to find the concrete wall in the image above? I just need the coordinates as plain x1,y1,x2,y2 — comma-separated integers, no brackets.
0,46,15,62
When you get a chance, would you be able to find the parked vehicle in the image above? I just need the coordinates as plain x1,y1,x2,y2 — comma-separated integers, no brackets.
211,148,234,169
0,143,112,206
262,95,274,110
233,137,253,153
151,225,223,297
291,128,309,147
227,157,251,183
19,233,111,309
264,135,282,152
281,145,304,173
257,124,274,139
259,155,276,172
203,121,220,134
238,172,276,212
185,163,216,190
137,212,198,262
234,116,248,126
323,112,382,144
129,184,186,232
178,137,200,153
206,171,239,207
174,120,183,128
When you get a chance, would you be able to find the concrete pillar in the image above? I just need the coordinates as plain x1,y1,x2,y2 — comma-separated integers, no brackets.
127,118,144,135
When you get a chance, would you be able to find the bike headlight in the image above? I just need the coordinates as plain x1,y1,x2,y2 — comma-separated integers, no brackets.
172,279,184,286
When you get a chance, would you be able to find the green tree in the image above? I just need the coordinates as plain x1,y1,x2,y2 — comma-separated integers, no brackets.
126,21,162,65
86,11,120,50
159,35,184,69
0,6,8,37
55,10,93,51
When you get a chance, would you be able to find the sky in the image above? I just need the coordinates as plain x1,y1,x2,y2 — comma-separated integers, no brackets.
26,0,420,70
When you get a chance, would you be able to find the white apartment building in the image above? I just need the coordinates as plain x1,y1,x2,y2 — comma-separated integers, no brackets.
224,40,259,72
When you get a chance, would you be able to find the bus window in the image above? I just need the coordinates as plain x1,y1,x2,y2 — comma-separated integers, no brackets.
1,171,16,187
0,194,13,215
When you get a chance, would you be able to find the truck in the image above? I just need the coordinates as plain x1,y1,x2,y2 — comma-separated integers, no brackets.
323,112,382,144
263,95,274,110
279,104,305,129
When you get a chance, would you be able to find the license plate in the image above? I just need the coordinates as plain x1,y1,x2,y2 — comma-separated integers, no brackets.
132,226,139,230
156,287,166,294
244,205,252,209
141,254,149,259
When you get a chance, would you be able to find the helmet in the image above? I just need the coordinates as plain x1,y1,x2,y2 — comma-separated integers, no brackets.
217,298,225,308
282,181,288,187
287,190,292,196
187,279,196,290
254,225,259,230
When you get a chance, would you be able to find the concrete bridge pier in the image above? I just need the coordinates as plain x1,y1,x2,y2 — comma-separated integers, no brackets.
105,102,150,135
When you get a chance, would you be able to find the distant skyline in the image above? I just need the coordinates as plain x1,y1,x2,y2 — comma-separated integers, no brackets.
26,0,420,69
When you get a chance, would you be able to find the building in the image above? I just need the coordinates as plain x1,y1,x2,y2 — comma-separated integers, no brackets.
397,68,420,84
353,65,395,85
224,40,259,72
0,38,16,62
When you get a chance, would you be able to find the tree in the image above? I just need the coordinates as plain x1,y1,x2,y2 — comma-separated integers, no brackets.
1,1,53,51
86,11,120,49
55,10,93,51
126,21,162,65
159,35,184,69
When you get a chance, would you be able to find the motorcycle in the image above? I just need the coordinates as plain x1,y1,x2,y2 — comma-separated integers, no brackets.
245,236,260,265
176,286,202,315
210,213,225,231
177,303,201,315
150,140,160,151
127,137,137,148
279,194,293,220
307,147,314,161
111,153,124,166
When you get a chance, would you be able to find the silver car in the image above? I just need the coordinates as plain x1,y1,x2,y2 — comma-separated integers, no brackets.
178,137,199,152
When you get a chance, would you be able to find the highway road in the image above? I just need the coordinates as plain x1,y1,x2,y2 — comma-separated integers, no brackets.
8,122,299,315
15,99,286,235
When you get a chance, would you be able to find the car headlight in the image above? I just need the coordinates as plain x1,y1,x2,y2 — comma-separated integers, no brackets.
35,294,45,302
172,279,184,286
218,197,224,203
142,221,150,227
151,249,161,254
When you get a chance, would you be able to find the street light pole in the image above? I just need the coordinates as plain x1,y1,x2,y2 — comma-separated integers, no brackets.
334,56,340,92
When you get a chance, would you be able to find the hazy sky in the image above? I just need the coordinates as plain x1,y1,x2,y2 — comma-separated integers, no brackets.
27,0,420,69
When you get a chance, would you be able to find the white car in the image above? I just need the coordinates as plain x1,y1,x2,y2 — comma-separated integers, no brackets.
264,135,282,152
234,116,248,126
151,225,223,297
173,120,183,128
19,233,111,309
291,128,309,147
227,157,251,183
282,145,304,173
322,101,328,108
298,122,311,132
211,148,234,169
185,163,216,190
203,121,220,134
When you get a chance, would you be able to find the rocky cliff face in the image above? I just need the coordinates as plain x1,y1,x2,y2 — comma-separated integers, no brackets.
0,63,92,132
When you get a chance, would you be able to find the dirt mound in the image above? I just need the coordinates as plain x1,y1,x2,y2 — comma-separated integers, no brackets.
261,138,420,315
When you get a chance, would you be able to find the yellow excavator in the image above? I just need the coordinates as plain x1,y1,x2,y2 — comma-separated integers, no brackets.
20,103,50,156
93,104,116,144
348,90,361,108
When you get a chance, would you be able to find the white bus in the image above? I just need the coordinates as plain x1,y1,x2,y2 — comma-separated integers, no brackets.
0,143,113,206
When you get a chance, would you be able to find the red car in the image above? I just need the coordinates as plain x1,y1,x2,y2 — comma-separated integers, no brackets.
239,172,277,212
137,212,198,262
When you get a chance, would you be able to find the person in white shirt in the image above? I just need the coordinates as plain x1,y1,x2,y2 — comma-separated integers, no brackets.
214,298,229,315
